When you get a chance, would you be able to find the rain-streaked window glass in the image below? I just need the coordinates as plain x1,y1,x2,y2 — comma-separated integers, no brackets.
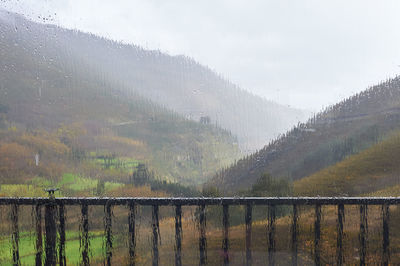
1,1,400,264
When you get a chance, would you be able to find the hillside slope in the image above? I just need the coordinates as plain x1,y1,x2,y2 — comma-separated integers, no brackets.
210,76,400,193
294,132,400,196
0,10,240,185
0,9,308,152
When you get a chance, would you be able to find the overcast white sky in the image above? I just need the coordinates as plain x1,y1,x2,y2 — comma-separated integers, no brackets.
2,0,400,111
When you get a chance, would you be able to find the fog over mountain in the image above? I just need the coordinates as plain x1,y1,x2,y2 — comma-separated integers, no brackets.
0,9,309,152
2,0,400,111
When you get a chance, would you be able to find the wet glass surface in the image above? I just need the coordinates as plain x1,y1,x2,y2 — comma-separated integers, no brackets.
2,1,400,264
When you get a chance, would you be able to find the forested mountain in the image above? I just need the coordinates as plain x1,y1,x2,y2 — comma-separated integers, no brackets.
0,10,241,185
210,76,400,193
0,9,308,152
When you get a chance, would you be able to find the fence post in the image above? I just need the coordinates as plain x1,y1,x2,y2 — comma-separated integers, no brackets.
175,205,182,266
337,204,344,265
245,204,252,266
45,203,57,265
222,204,229,265
359,204,367,266
292,204,298,266
314,204,321,266
80,203,89,266
128,202,136,266
45,190,57,266
152,205,160,266
35,204,42,266
105,202,113,266
59,203,66,266
268,205,276,265
11,204,20,266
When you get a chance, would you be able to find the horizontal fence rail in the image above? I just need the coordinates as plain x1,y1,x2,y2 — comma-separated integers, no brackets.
2,196,400,205
0,197,398,265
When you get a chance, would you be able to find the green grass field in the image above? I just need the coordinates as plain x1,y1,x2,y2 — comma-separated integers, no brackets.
0,231,105,265
0,173,124,197
91,157,140,171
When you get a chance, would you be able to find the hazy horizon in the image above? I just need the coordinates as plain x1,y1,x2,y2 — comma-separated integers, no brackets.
2,0,400,111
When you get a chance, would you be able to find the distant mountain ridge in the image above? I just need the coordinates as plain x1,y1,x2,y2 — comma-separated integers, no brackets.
0,9,242,185
0,9,309,152
209,76,400,193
